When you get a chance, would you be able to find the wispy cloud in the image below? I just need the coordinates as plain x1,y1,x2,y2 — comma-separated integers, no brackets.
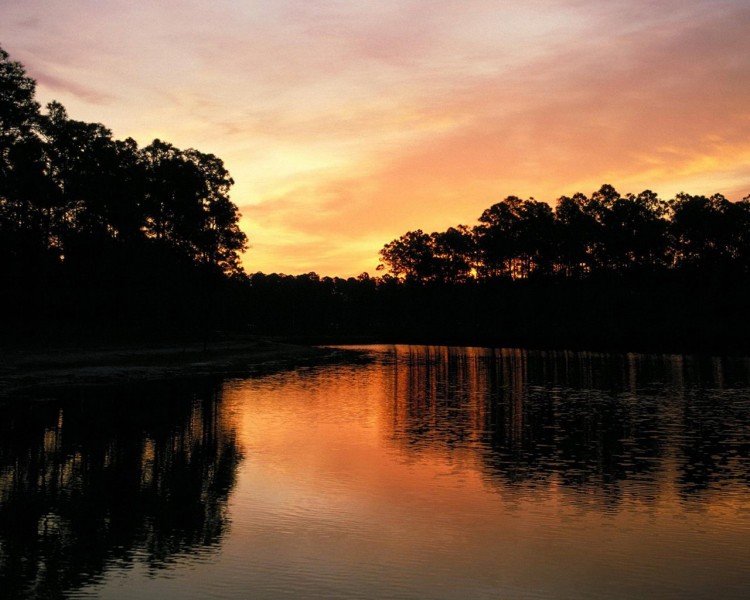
1,0,749,275
31,70,115,105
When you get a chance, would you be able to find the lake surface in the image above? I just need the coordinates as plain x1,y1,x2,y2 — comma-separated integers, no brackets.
1,345,750,599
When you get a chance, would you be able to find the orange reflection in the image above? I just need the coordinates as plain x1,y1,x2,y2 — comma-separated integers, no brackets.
220,348,750,597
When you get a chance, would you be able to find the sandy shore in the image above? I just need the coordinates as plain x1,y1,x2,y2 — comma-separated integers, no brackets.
0,338,347,399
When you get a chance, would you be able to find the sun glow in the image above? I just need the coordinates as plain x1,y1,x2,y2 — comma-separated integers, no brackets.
3,0,749,276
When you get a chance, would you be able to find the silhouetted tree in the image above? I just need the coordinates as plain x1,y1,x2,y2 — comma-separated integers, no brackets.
380,184,747,284
554,192,600,277
378,229,437,282
669,192,736,274
140,140,246,274
595,186,668,271
473,196,555,279
730,197,750,274
0,46,40,150
429,226,476,283
474,196,523,278
0,46,249,339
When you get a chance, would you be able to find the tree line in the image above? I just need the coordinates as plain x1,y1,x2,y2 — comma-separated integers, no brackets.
1,46,247,339
245,189,750,352
379,185,750,283
4,44,750,352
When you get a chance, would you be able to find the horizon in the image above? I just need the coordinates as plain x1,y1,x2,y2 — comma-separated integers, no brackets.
2,0,749,277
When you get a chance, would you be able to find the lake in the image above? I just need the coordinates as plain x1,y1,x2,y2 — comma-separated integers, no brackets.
1,345,750,599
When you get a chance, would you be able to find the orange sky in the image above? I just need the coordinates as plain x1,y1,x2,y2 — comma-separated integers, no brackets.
2,0,749,276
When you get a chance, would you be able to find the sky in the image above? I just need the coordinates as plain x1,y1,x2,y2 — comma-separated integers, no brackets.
2,0,749,276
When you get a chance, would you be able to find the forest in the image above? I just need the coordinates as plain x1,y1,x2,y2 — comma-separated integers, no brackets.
378,186,750,283
2,46,750,352
243,186,750,353
1,47,247,340
244,179,750,353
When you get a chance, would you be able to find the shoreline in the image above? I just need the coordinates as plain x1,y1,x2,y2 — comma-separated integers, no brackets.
0,338,354,401
4,333,748,401
283,334,750,359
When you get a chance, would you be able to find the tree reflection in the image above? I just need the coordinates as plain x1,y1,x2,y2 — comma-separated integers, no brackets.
385,347,750,508
0,383,242,599
676,386,750,498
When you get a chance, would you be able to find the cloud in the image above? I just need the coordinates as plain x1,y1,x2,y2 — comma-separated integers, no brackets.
30,70,115,105
236,0,750,274
2,0,749,276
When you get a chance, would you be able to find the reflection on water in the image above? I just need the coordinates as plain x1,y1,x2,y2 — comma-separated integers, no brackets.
386,347,750,503
0,383,242,599
1,346,750,599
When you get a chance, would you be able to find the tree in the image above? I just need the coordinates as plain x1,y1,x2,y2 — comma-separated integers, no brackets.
0,47,40,147
0,46,56,293
475,196,555,279
513,199,556,278
378,229,437,282
140,141,246,275
0,46,250,337
729,197,750,274
554,192,599,277
183,148,247,274
669,192,733,271
43,102,126,242
0,45,43,231
430,226,476,283
474,196,524,278
553,185,668,275
598,188,668,272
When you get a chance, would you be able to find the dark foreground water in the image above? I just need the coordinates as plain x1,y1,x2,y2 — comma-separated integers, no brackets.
2,345,750,599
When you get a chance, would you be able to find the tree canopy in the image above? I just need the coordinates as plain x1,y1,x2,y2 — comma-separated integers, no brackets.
0,45,248,338
0,48,247,280
379,185,750,283
4,45,750,352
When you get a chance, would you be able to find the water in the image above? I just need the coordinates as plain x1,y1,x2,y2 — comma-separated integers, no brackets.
1,345,750,599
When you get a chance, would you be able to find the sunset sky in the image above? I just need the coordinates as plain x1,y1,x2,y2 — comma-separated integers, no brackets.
2,0,749,276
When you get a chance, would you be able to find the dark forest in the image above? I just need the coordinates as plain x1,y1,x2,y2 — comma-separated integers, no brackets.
2,46,750,353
